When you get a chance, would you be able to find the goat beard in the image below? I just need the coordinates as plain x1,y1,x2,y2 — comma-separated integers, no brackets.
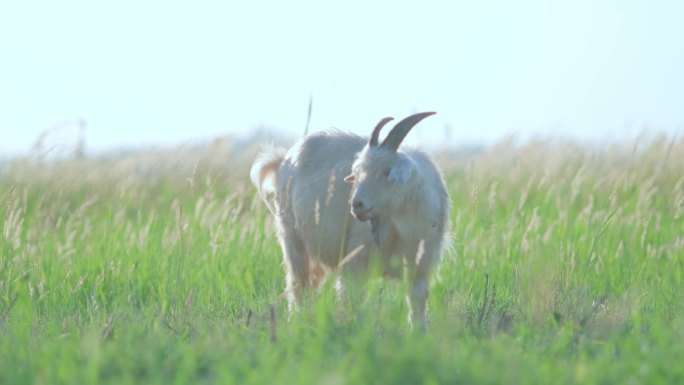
371,218,382,247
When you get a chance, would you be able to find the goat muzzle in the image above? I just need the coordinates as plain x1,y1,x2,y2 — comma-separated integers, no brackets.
351,200,373,221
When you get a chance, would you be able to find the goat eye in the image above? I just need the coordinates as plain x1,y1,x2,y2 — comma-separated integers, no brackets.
382,168,391,178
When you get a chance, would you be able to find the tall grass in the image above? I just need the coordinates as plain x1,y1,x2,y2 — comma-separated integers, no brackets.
1,135,683,384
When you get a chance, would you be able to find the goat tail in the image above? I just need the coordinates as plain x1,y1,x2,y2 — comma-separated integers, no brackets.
250,144,286,215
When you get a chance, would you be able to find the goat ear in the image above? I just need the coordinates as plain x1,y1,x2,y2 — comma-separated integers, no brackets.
387,159,414,185
344,174,355,183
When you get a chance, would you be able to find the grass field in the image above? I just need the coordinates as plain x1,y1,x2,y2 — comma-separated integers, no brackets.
1,135,683,384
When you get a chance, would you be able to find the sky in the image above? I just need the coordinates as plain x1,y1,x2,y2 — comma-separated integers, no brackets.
1,0,683,156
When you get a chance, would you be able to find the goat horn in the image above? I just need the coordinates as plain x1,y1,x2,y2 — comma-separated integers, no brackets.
380,112,436,152
369,117,394,147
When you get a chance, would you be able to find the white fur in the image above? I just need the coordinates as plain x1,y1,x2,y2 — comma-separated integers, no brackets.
251,124,450,330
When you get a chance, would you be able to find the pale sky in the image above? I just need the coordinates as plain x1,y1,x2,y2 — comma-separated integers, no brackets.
1,0,683,155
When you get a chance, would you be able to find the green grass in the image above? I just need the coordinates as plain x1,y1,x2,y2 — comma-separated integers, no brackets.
1,136,683,384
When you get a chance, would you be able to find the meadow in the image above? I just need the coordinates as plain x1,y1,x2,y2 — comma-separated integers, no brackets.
1,134,683,384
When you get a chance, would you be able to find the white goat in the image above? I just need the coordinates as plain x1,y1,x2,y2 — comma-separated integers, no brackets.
250,112,450,329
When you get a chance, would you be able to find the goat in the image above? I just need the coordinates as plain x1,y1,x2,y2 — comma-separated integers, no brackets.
250,112,450,329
